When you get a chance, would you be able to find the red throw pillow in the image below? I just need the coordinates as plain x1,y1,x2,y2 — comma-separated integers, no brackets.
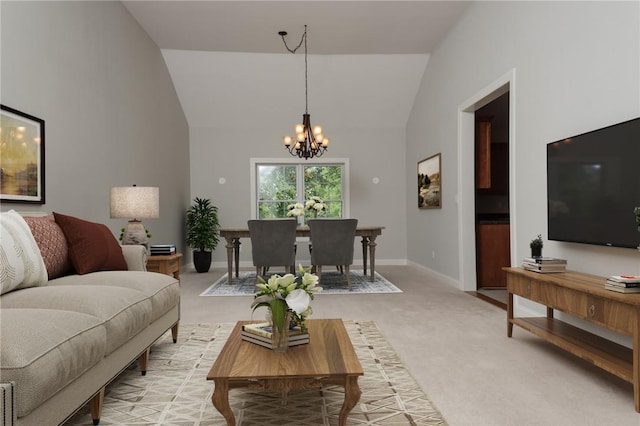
53,212,128,275
23,214,73,279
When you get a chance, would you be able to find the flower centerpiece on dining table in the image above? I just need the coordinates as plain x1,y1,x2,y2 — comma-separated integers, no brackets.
251,265,322,350
305,196,328,218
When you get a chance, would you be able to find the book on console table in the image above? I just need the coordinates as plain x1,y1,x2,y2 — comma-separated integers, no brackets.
522,257,567,264
522,261,566,273
607,275,640,284
604,283,640,293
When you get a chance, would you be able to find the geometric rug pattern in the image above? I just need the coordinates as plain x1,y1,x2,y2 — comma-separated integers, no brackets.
200,271,403,296
65,321,446,425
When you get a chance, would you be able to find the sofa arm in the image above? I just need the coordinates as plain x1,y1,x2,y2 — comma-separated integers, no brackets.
0,382,16,426
121,245,148,271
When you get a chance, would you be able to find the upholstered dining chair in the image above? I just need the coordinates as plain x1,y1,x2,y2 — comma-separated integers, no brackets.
247,219,298,278
307,218,358,290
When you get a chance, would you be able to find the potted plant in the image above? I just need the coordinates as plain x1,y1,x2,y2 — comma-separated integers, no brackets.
186,197,220,273
530,234,543,258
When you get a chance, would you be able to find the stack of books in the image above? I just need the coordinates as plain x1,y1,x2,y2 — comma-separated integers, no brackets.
521,257,567,273
149,244,176,256
241,322,310,349
605,275,640,293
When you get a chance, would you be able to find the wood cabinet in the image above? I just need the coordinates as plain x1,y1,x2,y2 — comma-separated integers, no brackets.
505,268,640,411
476,224,510,288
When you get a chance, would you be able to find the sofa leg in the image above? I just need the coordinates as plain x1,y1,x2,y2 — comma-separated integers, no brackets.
171,322,179,343
90,387,104,425
138,348,150,376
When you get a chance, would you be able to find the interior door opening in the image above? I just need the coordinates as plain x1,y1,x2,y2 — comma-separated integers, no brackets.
474,92,511,306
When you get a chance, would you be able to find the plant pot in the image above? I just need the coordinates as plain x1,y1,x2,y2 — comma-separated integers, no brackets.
193,250,212,273
531,246,542,258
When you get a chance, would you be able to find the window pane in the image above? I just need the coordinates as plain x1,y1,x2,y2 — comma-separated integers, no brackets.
258,165,297,201
258,201,291,219
304,165,342,218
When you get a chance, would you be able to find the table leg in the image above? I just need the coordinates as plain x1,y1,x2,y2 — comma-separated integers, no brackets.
224,237,234,284
212,379,235,425
339,375,361,426
368,236,378,282
361,237,369,275
507,291,514,337
233,238,241,278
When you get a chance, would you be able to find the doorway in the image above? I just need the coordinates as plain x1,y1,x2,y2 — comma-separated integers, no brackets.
457,69,516,301
474,93,511,299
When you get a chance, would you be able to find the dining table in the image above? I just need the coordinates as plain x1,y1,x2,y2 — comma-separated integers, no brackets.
219,225,385,283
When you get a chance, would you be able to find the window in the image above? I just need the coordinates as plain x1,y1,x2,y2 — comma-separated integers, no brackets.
251,158,349,223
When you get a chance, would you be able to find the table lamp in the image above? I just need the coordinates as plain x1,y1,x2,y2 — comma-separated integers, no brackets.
110,185,159,246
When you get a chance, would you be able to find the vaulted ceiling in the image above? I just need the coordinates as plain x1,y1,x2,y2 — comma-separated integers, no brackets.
122,1,472,130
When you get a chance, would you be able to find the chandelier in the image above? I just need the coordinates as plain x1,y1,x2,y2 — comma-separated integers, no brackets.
279,25,329,160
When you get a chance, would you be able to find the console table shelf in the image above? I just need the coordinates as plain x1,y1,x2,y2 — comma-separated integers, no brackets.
512,317,633,383
505,268,640,412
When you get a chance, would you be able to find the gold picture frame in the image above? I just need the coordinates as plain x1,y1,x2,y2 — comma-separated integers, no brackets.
418,153,441,209
1,105,45,204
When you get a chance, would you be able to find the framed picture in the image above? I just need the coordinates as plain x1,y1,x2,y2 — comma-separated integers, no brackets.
418,153,441,209
1,105,45,204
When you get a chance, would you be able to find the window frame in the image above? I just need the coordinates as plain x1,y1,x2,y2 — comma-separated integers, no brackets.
250,157,350,221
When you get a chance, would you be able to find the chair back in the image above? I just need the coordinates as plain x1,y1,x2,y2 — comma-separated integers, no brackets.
247,219,297,269
308,219,358,266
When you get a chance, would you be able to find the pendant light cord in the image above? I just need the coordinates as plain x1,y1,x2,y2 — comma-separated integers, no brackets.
280,25,309,114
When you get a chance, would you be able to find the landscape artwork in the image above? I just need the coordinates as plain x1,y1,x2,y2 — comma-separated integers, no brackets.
0,105,45,204
418,153,441,209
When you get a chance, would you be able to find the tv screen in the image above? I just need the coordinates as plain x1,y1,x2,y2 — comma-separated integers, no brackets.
547,117,640,249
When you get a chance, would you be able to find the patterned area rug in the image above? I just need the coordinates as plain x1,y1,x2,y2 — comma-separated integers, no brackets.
66,321,446,425
200,270,402,296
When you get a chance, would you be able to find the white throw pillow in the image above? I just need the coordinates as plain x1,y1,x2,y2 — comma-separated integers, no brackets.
1,210,48,295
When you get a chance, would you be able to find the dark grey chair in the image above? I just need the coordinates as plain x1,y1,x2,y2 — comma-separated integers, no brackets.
308,218,358,290
248,219,298,277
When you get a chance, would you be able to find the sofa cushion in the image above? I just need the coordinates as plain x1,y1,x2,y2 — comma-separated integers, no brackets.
0,309,106,418
23,213,72,279
53,212,127,274
49,271,180,323
0,210,48,295
1,285,152,355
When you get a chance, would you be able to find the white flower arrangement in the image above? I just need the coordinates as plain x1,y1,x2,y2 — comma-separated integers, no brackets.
286,202,305,217
251,265,322,333
305,196,328,217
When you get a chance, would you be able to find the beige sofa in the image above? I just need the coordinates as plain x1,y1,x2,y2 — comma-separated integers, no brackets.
0,211,180,425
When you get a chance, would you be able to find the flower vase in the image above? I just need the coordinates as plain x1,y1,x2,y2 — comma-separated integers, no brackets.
271,311,292,352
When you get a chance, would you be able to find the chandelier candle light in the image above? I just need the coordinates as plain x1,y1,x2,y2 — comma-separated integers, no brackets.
280,25,329,160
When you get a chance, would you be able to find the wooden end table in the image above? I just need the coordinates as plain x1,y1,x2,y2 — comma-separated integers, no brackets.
207,319,363,425
146,252,182,280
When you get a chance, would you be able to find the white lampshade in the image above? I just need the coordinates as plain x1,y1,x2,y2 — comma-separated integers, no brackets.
110,186,159,220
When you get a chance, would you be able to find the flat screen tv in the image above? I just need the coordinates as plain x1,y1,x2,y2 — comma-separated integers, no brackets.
547,117,640,249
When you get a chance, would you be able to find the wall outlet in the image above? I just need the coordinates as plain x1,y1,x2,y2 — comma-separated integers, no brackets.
432,251,436,259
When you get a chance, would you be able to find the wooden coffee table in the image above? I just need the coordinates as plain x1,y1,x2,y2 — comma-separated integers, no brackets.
207,319,363,426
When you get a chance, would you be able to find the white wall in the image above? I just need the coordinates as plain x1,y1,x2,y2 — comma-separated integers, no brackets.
407,1,640,285
163,51,427,266
0,1,190,251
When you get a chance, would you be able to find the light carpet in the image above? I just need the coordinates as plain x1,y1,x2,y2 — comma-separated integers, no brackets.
200,271,402,296
66,321,446,425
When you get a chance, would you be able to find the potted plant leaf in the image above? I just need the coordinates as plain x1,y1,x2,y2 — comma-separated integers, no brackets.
186,197,220,273
530,234,543,258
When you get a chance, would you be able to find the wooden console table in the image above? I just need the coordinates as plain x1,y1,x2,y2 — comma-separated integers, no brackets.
505,267,640,412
